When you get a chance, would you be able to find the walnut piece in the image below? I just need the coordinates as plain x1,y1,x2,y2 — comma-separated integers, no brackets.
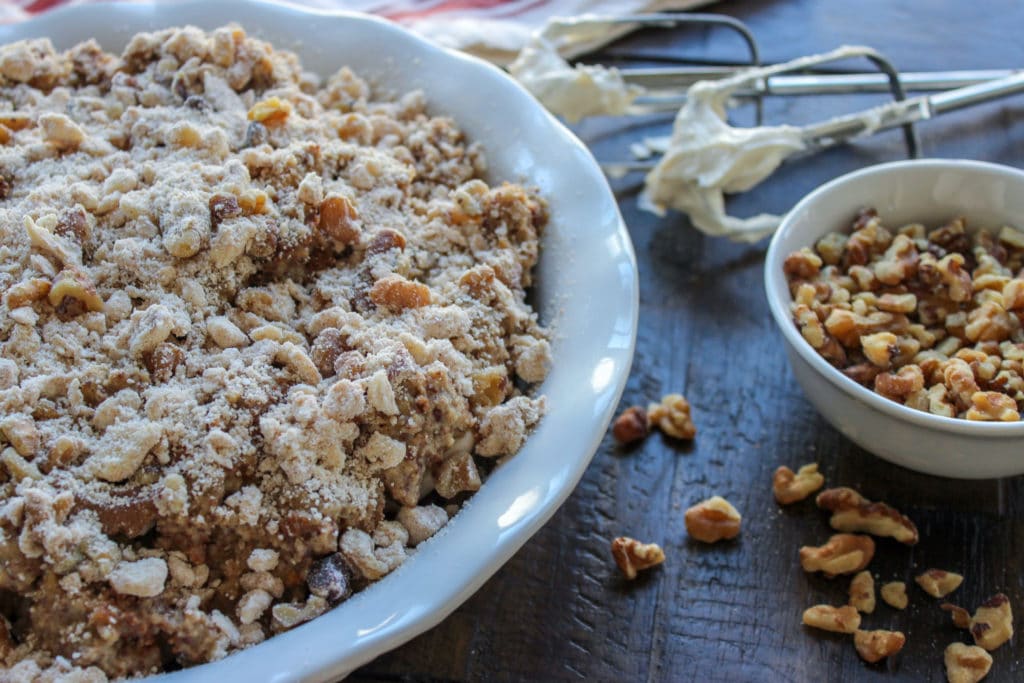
816,487,919,545
611,405,649,445
802,604,861,634
396,504,448,546
48,266,104,313
610,536,666,580
880,581,908,610
434,451,482,499
773,463,825,504
965,391,1020,422
942,602,973,630
799,534,874,578
4,277,51,309
854,629,906,663
320,194,360,245
684,496,740,543
1,415,39,458
849,570,876,614
944,642,993,683
247,96,292,124
969,594,1014,651
108,558,168,598
915,569,964,599
647,393,696,440
369,274,431,311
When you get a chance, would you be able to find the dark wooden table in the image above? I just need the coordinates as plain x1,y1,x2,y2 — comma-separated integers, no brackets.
354,1,1024,680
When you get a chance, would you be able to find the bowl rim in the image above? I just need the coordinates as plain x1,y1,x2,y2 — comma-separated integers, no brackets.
0,2,640,680
765,157,1024,437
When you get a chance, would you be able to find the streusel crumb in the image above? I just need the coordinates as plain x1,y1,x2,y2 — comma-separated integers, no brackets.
0,25,550,678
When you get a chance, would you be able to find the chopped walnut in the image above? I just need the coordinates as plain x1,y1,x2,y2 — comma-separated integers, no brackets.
786,210,1024,420
802,604,861,634
611,405,649,444
969,594,1014,651
783,247,823,279
647,393,696,440
610,536,666,580
370,274,431,311
965,391,1020,421
915,569,964,598
319,194,360,245
875,365,924,403
247,96,292,124
853,629,906,663
1,415,39,458
237,589,273,625
684,496,741,543
861,331,898,367
944,642,993,683
849,570,876,614
48,266,104,313
4,277,51,309
434,451,482,499
942,602,973,629
39,112,85,150
880,581,908,610
815,487,919,545
773,463,825,504
207,316,248,348
247,549,279,573
271,595,328,631
108,558,168,598
396,504,448,546
799,534,874,578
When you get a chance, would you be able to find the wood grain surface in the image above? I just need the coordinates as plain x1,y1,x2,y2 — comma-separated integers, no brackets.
353,0,1024,680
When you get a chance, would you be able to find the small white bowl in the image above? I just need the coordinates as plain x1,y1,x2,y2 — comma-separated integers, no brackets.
765,159,1024,479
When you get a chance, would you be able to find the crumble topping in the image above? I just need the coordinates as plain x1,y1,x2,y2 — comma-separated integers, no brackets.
0,24,550,679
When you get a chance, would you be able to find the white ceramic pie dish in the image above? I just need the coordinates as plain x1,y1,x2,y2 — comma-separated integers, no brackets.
765,159,1024,479
0,2,638,680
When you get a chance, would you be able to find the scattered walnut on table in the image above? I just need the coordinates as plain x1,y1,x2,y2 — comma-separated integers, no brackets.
647,393,696,440
684,496,741,543
799,534,874,578
611,405,649,445
880,581,908,610
854,629,906,663
942,602,973,629
849,570,876,614
968,594,1014,651
802,604,861,634
915,569,964,599
610,536,666,580
773,463,825,504
815,487,919,545
944,642,993,683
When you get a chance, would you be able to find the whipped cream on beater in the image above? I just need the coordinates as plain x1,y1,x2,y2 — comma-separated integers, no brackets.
640,80,805,241
641,46,885,241
509,29,640,123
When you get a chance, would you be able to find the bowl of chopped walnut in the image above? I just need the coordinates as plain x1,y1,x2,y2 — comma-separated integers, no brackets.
765,159,1024,478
